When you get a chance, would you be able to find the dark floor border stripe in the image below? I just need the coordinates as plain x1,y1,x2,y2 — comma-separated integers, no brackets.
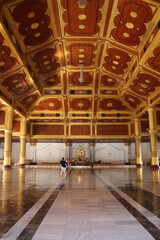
118,183,160,219
0,184,51,238
93,171,160,240
103,171,160,218
16,183,64,240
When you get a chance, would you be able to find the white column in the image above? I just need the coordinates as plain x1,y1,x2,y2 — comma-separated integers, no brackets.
30,140,37,162
89,142,95,167
65,142,72,160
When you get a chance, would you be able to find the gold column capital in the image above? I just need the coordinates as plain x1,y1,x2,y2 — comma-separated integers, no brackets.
147,107,155,113
5,129,12,134
6,106,14,114
89,142,95,146
149,129,157,135
135,136,141,140
66,142,72,146
21,118,27,122
134,118,140,123
89,140,95,146
30,140,37,146
20,135,27,140
124,141,130,146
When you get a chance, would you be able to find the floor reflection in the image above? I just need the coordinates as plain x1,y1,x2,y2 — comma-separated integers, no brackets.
0,167,160,240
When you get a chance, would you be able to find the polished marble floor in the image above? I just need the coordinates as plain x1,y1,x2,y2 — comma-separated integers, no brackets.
0,166,160,240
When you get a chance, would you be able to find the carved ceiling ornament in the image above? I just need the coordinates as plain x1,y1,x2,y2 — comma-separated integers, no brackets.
77,0,88,7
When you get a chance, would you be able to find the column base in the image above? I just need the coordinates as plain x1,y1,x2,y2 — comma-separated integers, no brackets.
18,164,25,168
150,165,159,170
3,165,12,169
136,164,143,168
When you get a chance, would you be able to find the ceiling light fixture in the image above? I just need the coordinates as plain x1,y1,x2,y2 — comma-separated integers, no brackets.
77,0,88,7
78,64,84,83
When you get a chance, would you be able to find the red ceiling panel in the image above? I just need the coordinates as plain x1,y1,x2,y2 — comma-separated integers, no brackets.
70,125,90,135
2,73,32,96
32,124,64,135
69,72,93,86
34,98,62,111
103,47,132,75
157,111,160,125
100,75,119,87
130,122,134,135
0,111,5,125
99,98,129,111
130,73,160,97
32,48,59,74
21,93,38,109
97,124,128,135
0,33,17,73
141,121,149,133
70,98,92,111
44,75,61,87
111,0,155,47
13,120,20,132
66,43,96,66
122,94,142,108
147,46,160,73
11,0,52,47
61,0,104,36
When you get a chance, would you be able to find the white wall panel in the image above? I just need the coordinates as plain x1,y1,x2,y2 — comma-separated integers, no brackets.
95,143,128,164
3,141,159,165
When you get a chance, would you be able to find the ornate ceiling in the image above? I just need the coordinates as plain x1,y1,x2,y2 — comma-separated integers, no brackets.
0,0,160,141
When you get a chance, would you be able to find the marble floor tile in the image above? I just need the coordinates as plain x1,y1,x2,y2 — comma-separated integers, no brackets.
0,167,160,240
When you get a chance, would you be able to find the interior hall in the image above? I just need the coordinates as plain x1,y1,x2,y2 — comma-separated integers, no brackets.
0,0,160,239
